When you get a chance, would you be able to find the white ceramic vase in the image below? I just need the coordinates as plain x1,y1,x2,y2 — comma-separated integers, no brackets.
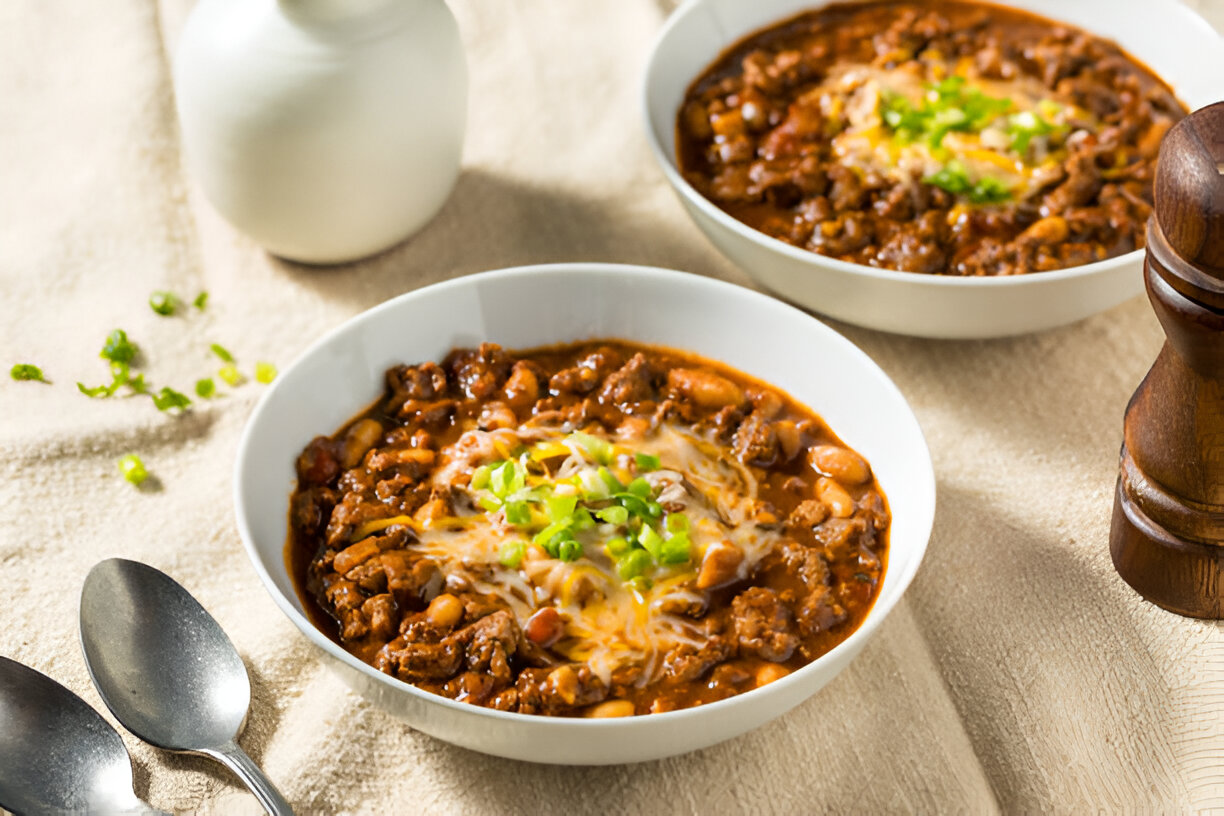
174,0,467,265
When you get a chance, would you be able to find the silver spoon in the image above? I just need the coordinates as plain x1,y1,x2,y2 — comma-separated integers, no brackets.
0,656,167,815
79,558,293,816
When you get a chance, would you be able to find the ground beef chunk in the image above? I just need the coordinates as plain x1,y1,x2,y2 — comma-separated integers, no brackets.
731,587,799,662
516,665,607,714
788,499,831,529
796,590,848,643
599,353,656,405
549,347,623,394
662,633,737,683
459,609,518,682
733,411,779,466
385,362,448,411
377,640,465,683
447,343,514,400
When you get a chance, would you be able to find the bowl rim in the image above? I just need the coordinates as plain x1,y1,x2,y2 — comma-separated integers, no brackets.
638,0,1204,289
233,262,936,729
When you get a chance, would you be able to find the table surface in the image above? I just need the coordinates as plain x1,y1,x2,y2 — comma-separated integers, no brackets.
2,1,1223,813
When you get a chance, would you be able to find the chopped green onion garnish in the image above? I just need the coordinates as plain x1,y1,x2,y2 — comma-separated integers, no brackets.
10,364,47,382
470,465,492,491
627,477,652,499
572,507,595,531
498,540,526,569
605,536,630,558
638,524,665,561
195,378,215,398
634,452,660,472
533,519,571,548
210,343,235,363
616,549,651,581
966,176,1012,205
255,361,277,384
923,161,1012,204
546,494,578,524
1006,109,1064,156
540,532,566,559
504,500,531,526
149,291,179,316
570,431,612,465
118,454,148,486
100,330,137,365
151,387,191,412
558,538,583,562
595,505,629,525
124,365,148,394
193,291,209,310
77,362,144,398
658,532,691,565
880,76,1012,148
597,467,622,493
218,364,243,387
489,461,525,499
665,512,690,534
923,163,971,194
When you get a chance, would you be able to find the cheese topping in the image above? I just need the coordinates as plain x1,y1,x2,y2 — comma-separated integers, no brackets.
816,60,1088,202
391,423,783,686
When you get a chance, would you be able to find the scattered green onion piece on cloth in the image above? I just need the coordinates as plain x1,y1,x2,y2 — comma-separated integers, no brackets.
218,364,243,387
100,329,137,364
193,291,209,310
151,387,191,412
195,378,216,398
210,343,235,363
148,291,179,316
77,362,144,399
117,454,148,486
10,364,47,382
254,361,277,383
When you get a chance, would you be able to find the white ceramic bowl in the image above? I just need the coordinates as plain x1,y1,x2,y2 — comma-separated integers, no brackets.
643,0,1224,338
234,263,935,764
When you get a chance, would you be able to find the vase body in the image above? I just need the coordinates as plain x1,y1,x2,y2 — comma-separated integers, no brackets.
174,0,467,264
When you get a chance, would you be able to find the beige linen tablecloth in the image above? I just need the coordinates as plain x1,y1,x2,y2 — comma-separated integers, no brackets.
3,1,1223,812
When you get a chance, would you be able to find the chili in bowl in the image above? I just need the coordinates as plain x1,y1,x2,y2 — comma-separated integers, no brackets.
234,263,935,764
643,0,1224,337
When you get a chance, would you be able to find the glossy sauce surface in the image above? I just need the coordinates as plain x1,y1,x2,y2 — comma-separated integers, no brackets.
287,341,889,715
677,0,1186,276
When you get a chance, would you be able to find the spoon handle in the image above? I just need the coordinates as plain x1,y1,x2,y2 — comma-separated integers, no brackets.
203,741,294,816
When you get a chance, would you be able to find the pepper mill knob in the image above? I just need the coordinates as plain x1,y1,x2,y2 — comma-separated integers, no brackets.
1110,101,1224,618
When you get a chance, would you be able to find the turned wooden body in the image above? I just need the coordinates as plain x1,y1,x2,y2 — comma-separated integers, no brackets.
1110,102,1224,618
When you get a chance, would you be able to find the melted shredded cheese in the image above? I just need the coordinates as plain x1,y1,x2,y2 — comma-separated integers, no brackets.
406,423,782,687
821,62,1089,201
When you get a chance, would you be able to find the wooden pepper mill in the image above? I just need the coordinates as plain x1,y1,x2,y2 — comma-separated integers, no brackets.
1110,101,1224,619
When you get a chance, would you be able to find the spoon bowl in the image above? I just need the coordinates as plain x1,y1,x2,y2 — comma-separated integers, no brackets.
0,656,160,815
79,558,292,815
